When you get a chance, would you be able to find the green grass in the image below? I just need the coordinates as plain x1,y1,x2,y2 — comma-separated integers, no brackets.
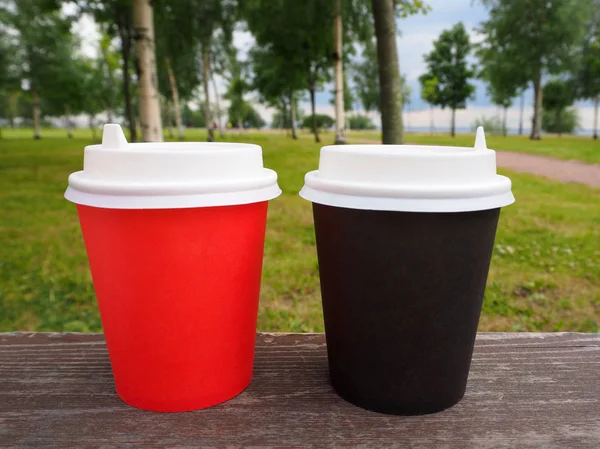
1,128,598,332
344,130,600,164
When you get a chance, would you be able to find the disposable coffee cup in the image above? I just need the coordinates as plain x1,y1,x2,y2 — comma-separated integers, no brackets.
65,124,281,412
300,127,514,415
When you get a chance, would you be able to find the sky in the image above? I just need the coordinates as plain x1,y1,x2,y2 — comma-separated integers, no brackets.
72,0,598,133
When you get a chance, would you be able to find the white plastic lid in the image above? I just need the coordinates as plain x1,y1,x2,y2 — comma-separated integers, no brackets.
65,124,281,209
300,127,514,213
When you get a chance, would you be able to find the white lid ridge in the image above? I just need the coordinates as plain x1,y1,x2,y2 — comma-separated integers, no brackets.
299,127,514,213
65,124,281,209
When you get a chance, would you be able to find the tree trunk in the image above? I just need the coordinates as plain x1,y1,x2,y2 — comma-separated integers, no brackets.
309,85,320,143
32,88,40,140
518,91,524,136
165,57,184,140
290,90,297,140
117,7,137,142
333,0,345,145
556,109,562,137
165,98,174,138
503,106,508,137
202,46,214,142
450,107,456,137
210,72,224,138
106,109,113,123
371,0,403,144
133,0,163,142
530,73,542,140
593,95,598,140
89,115,97,141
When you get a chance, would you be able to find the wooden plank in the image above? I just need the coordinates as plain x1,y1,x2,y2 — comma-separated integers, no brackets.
1,332,599,448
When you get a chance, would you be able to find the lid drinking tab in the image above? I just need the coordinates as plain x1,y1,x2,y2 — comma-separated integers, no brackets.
65,124,281,209
299,127,514,213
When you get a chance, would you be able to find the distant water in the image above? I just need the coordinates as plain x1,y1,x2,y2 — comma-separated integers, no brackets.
403,126,596,136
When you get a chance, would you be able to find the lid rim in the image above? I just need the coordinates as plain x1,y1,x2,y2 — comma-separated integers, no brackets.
299,186,514,213
65,184,282,209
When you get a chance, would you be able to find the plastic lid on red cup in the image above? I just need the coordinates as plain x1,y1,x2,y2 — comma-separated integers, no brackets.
65,124,281,209
299,127,514,213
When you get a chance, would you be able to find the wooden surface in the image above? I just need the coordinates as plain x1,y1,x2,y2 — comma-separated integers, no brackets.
1,332,599,448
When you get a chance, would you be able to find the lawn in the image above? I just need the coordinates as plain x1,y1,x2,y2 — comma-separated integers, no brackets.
345,130,600,164
1,127,598,332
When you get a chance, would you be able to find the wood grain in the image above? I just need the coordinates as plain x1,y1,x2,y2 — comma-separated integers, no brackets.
1,332,599,448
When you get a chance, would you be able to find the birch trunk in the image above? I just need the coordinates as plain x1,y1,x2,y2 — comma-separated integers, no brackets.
450,107,456,137
32,89,40,140
165,57,184,140
371,0,403,144
202,46,214,142
503,106,508,137
133,0,163,142
333,0,345,144
530,73,542,140
210,72,224,137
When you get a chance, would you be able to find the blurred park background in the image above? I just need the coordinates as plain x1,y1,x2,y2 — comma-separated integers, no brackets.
1,0,599,333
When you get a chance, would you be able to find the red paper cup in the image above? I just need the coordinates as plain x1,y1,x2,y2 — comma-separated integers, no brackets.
66,125,280,412
77,202,267,412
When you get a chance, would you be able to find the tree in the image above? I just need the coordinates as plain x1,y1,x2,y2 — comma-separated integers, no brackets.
478,0,590,140
85,0,138,141
333,0,345,144
371,0,403,143
244,0,333,143
477,45,524,137
249,47,302,139
371,0,428,144
542,107,579,134
302,114,335,130
542,79,576,136
97,32,122,123
229,105,265,129
348,114,376,130
132,0,162,141
351,41,380,113
0,25,20,137
153,2,202,141
419,75,438,134
419,22,475,137
575,5,600,139
2,0,75,139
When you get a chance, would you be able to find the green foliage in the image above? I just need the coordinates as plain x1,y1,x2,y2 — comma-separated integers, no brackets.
182,104,205,128
351,41,380,112
301,114,334,130
419,75,439,106
471,115,507,135
229,105,266,129
478,0,590,78
542,107,580,134
348,114,376,130
419,22,475,111
543,79,575,110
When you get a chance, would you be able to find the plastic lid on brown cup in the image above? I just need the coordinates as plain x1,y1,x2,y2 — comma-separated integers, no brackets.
65,124,281,209
300,127,514,212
